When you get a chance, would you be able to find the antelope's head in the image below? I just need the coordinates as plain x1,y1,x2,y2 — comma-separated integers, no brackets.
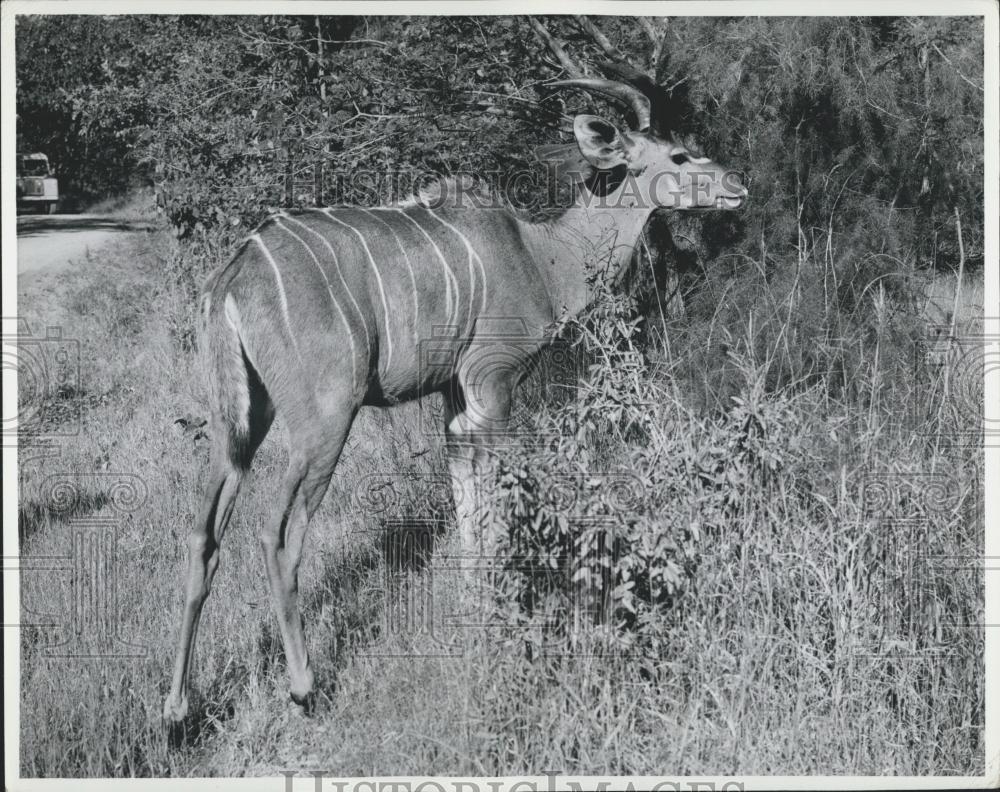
551,76,747,212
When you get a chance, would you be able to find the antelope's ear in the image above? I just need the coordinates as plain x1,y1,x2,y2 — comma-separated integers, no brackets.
573,114,629,170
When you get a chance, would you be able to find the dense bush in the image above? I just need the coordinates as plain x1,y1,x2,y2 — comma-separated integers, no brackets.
487,270,817,651
487,234,981,676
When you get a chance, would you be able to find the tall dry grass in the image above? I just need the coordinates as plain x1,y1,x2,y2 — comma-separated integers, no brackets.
16,219,984,777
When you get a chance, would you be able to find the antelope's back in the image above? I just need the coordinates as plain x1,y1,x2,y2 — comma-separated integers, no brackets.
201,203,550,405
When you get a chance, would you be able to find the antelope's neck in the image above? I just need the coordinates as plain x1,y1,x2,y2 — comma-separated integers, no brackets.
518,185,653,319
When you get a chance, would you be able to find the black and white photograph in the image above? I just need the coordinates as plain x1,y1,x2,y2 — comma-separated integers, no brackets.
3,1,997,788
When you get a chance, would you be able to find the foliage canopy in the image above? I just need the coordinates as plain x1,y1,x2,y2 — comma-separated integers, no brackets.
16,14,984,271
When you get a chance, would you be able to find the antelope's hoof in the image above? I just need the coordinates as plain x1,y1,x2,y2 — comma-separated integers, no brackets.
289,690,316,717
162,693,189,724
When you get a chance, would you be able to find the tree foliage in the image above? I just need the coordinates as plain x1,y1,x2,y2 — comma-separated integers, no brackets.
16,14,984,270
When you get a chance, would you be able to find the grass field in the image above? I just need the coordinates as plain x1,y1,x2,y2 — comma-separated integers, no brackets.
16,212,985,777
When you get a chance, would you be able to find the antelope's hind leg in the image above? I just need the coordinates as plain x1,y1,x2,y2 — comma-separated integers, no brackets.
163,378,273,724
260,407,355,710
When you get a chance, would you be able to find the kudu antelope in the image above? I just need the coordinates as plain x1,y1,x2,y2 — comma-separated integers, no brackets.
163,75,747,722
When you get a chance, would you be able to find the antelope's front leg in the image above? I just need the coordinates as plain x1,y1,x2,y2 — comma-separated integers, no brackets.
443,435,488,562
442,379,512,566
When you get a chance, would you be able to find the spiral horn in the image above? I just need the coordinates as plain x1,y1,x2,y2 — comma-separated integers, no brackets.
548,77,652,132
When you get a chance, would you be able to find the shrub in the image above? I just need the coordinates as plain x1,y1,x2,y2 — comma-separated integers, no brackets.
487,268,820,655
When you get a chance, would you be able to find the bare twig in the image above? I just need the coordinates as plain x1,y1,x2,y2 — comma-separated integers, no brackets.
948,206,966,341
574,16,631,65
526,17,584,77
469,94,572,129
237,22,389,51
484,108,572,135
316,38,392,47
316,17,327,103
931,42,984,93
638,17,665,71
468,89,558,109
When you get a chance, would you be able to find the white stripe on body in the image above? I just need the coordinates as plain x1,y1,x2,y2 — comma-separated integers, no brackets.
296,211,373,358
275,215,361,393
425,209,489,335
252,234,303,363
393,208,461,333
321,209,394,373
361,209,420,352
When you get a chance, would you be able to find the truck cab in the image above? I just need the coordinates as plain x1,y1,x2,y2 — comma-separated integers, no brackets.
16,153,59,214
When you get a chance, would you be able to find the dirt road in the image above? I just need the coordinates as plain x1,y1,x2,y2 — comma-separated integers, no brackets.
16,215,153,276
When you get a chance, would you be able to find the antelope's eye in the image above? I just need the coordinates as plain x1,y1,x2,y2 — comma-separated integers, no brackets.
671,153,689,166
